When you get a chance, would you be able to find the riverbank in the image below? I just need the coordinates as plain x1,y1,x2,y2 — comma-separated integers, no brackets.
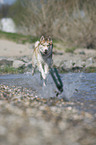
0,39,96,74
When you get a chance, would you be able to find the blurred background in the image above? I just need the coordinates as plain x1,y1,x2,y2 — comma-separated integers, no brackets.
0,0,96,49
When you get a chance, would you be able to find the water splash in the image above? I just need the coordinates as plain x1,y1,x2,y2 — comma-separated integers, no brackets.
0,72,84,100
29,72,84,100
60,73,83,100
30,73,57,98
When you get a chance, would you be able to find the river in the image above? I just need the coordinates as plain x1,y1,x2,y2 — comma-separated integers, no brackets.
0,72,96,114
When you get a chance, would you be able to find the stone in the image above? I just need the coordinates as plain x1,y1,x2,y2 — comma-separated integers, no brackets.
85,57,94,67
13,60,25,68
0,18,16,33
0,58,13,66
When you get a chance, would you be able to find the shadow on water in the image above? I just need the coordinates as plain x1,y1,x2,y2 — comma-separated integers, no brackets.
0,72,96,114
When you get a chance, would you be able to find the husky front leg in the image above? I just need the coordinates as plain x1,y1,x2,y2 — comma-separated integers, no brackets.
42,63,49,84
44,63,49,76
38,63,46,86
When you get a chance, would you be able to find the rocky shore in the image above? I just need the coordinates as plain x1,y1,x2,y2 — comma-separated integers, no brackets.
0,39,96,73
0,49,96,74
0,85,96,145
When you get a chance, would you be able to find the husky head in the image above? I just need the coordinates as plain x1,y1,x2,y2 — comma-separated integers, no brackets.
39,36,53,55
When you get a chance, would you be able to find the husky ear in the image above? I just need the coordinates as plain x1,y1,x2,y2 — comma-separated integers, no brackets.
48,36,52,43
40,36,45,41
48,36,53,44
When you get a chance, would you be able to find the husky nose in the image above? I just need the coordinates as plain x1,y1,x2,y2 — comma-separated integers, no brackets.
45,49,47,54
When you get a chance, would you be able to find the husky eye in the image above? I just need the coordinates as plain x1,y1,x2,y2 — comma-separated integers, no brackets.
41,43,44,46
47,44,50,47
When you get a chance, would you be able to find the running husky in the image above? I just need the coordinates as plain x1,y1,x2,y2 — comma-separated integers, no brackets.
32,36,53,86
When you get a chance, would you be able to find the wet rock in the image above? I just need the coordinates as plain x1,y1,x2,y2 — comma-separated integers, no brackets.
13,60,25,68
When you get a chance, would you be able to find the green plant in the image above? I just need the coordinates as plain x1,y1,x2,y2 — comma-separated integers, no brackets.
0,30,38,44
65,47,76,53
84,67,96,73
0,66,25,74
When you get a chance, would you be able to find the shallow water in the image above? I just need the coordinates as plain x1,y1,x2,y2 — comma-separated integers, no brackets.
0,72,96,114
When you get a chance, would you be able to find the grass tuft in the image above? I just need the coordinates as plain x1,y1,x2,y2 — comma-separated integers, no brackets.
0,30,39,44
65,47,77,53
0,66,25,74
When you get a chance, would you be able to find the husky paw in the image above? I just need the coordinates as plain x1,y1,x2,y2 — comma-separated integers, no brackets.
43,80,46,86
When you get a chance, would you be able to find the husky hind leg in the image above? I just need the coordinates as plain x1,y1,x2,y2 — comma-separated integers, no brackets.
32,67,35,75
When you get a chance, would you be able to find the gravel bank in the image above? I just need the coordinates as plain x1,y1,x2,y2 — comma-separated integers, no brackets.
0,85,96,145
